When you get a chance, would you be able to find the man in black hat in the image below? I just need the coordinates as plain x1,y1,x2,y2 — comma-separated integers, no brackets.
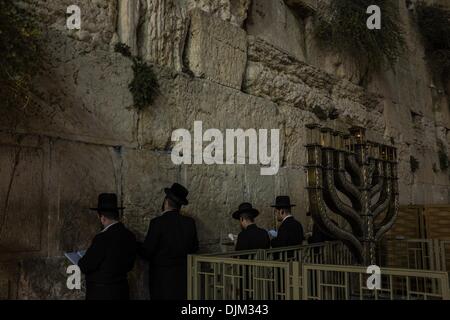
270,196,304,248
78,193,137,300
232,202,270,251
139,183,199,300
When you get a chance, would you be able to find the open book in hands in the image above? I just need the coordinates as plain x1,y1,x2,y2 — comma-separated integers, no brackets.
267,229,278,238
64,250,86,265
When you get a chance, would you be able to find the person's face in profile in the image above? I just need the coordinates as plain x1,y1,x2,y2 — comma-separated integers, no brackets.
239,217,245,230
274,208,283,222
161,197,167,211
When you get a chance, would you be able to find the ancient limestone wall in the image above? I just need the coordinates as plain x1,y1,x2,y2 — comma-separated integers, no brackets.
0,0,449,299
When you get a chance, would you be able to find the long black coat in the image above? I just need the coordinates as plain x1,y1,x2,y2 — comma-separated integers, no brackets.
140,210,199,300
308,223,336,244
235,224,270,251
78,222,137,300
271,216,304,248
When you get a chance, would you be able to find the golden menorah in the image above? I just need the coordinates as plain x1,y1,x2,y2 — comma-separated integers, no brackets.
305,124,399,265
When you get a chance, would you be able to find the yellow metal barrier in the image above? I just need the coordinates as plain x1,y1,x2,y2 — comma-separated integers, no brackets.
187,255,450,300
379,239,436,270
302,264,450,300
188,255,291,300
440,241,450,272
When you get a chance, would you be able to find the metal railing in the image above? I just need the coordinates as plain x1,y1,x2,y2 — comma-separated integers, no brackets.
187,255,292,300
202,241,354,263
188,240,450,300
379,239,436,270
187,255,450,300
302,264,450,300
439,241,450,272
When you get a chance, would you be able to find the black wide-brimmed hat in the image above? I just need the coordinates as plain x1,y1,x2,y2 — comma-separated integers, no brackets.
90,193,124,212
164,183,189,205
271,196,296,208
232,202,260,220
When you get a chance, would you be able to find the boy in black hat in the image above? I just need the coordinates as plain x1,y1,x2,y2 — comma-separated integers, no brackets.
270,196,304,248
140,183,199,300
78,193,137,300
233,202,270,251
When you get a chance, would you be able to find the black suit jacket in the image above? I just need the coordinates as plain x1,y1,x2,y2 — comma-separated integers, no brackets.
235,224,270,251
140,210,199,266
308,223,335,244
78,222,137,284
140,210,199,300
271,216,304,248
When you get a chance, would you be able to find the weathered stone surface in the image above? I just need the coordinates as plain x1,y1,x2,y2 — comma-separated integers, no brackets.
187,0,251,27
246,0,306,61
139,69,282,151
184,9,247,89
117,0,141,56
51,141,122,254
244,36,384,130
17,257,84,300
0,32,136,147
0,139,46,253
0,262,19,299
24,0,117,51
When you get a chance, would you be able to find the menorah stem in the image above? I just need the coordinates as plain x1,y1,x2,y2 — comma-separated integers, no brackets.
358,143,376,266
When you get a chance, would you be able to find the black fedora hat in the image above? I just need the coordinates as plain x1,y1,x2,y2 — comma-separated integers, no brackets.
164,183,189,205
232,202,260,220
271,196,296,208
90,193,125,212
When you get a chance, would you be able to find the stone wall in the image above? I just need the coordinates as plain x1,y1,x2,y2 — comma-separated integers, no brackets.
0,0,449,299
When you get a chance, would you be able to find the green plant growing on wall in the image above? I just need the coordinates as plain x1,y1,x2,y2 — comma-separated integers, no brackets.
416,2,450,84
0,0,42,109
315,0,406,73
410,156,420,173
114,43,158,110
437,140,449,171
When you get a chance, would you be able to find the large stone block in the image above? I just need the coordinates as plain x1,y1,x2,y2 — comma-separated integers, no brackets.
0,32,136,147
121,150,180,239
246,0,306,61
0,134,52,261
50,140,123,255
186,0,251,27
184,9,247,89
139,69,282,153
0,140,45,254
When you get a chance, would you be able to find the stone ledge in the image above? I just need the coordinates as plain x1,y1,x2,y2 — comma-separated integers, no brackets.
184,8,247,90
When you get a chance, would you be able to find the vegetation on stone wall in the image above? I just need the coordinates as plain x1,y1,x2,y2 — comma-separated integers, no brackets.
114,43,159,110
410,156,420,173
437,140,449,171
315,0,406,72
0,0,42,109
416,2,450,84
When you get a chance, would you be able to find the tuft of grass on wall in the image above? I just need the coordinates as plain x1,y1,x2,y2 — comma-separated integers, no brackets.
410,156,420,173
0,0,43,109
315,0,406,73
437,140,449,171
416,2,450,84
114,43,159,110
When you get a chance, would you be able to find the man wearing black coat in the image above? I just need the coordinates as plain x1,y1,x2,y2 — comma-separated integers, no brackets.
232,202,270,251
140,183,199,300
270,196,304,248
78,193,137,300
308,222,336,244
